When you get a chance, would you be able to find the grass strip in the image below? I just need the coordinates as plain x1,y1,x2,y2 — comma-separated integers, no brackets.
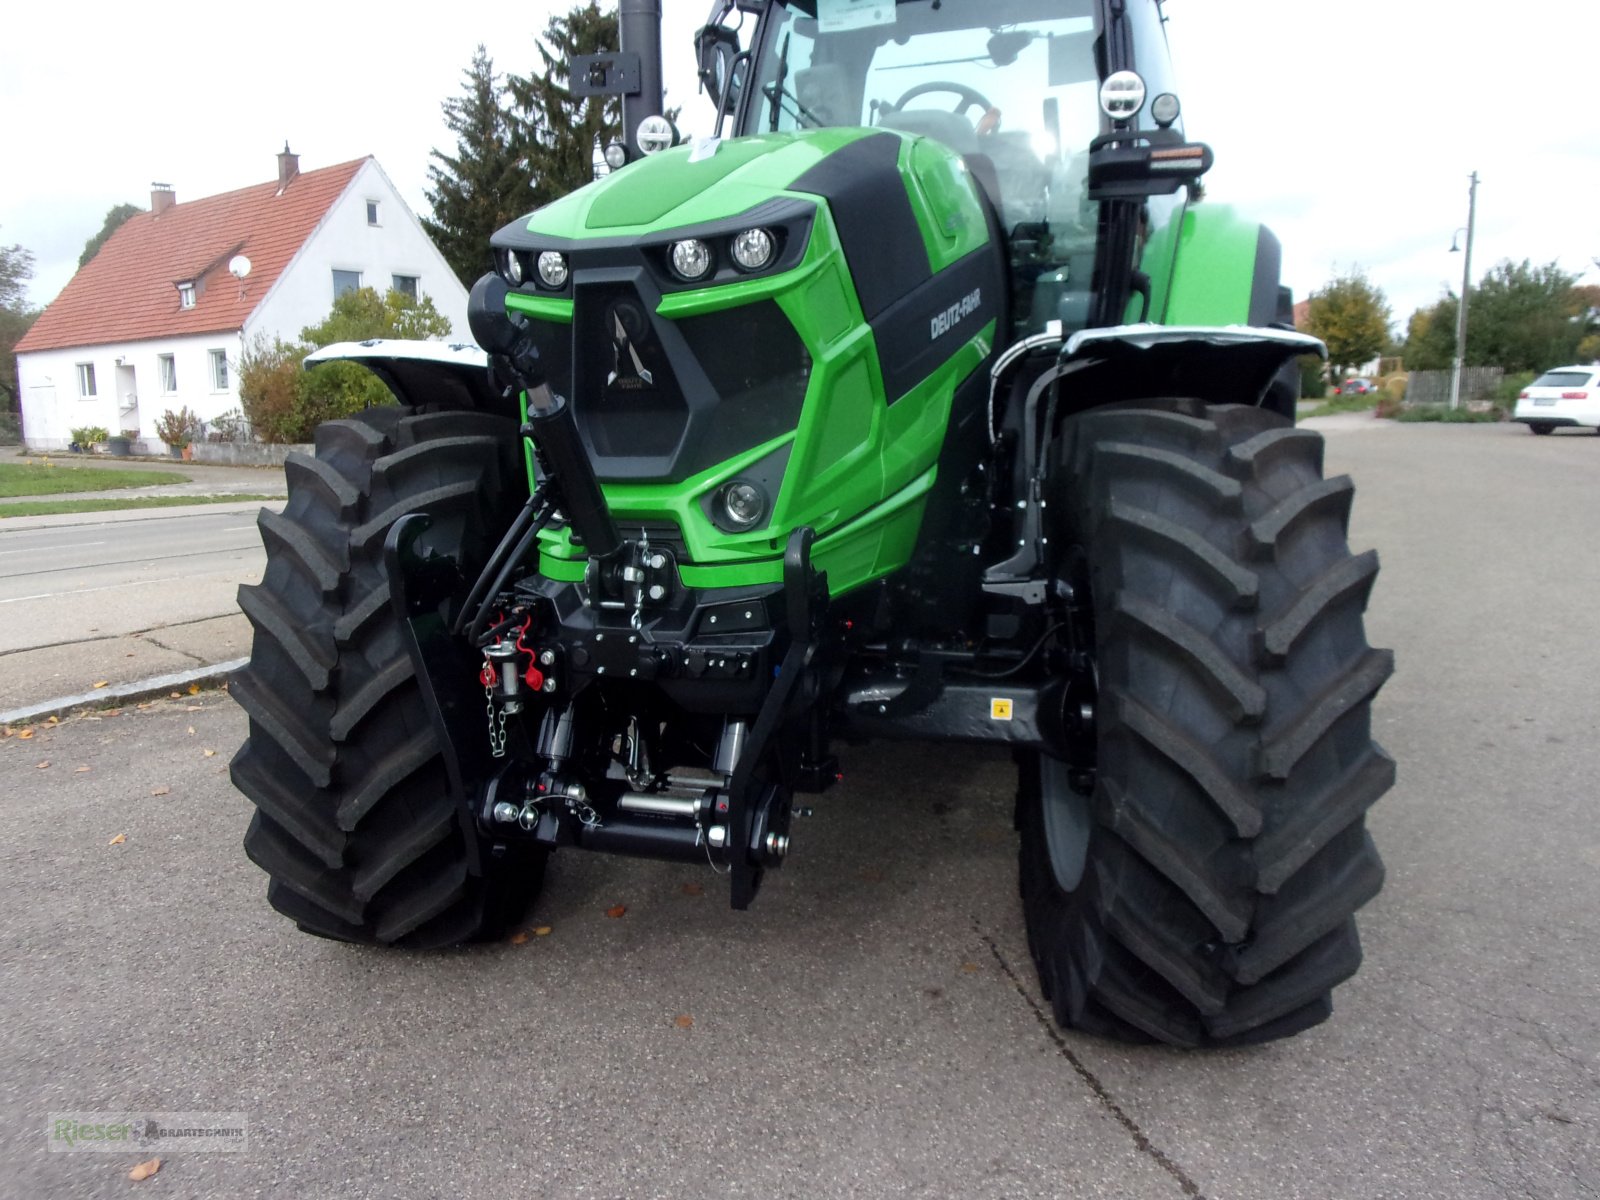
0,494,281,518
0,462,187,497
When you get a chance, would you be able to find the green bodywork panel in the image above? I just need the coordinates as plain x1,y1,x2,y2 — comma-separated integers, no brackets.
504,128,995,597
1144,204,1265,326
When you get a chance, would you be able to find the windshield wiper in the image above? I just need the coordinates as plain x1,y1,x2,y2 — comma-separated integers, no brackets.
763,31,823,130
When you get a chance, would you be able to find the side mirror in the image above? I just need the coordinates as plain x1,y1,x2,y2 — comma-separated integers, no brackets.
695,24,741,109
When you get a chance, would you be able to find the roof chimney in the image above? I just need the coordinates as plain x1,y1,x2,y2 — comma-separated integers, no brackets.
151,182,175,216
277,142,300,191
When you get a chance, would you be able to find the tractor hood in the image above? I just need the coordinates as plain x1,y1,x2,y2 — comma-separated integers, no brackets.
519,129,880,237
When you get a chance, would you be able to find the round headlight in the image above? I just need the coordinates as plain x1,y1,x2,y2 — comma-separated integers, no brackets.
731,228,775,272
1099,70,1147,121
536,251,569,289
504,250,524,286
670,239,713,281
1150,92,1181,129
719,480,767,529
603,141,628,171
636,114,676,156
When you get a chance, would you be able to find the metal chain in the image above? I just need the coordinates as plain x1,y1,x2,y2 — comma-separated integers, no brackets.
486,683,508,758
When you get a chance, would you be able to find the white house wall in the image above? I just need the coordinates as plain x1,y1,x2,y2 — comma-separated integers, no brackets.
18,331,245,451
246,159,470,347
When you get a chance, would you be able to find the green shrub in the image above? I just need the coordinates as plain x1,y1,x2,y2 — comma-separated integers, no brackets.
155,406,202,447
208,408,250,442
1394,405,1506,423
1305,391,1379,418
70,425,111,445
1493,371,1537,405
1297,355,1327,400
238,335,312,444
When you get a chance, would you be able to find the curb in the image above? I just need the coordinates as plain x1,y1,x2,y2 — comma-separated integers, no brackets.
0,658,248,727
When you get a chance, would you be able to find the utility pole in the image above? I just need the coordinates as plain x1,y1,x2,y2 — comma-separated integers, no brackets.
619,0,664,156
1448,171,1479,410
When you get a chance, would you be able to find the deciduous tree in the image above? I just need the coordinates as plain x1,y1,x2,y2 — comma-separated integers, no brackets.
1402,299,1457,372
1467,259,1585,373
1302,268,1392,381
1,236,39,411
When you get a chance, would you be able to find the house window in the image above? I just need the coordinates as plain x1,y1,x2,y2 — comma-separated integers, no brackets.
178,283,196,309
366,200,380,225
159,354,177,393
392,274,419,300
77,363,97,398
332,269,362,298
210,349,229,391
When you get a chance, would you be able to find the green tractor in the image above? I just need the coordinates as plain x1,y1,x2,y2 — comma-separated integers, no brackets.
232,0,1394,1047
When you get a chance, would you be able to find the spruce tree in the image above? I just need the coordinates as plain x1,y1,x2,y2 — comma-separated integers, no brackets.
423,45,529,287
506,3,622,211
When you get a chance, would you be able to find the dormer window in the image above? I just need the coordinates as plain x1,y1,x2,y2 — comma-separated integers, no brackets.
178,282,196,309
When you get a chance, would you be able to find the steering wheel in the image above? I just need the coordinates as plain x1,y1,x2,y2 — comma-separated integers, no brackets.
890,80,996,124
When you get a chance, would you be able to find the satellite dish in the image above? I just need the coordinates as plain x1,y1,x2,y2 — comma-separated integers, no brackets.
228,255,253,280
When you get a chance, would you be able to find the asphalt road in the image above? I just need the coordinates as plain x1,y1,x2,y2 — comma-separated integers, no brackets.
0,510,264,655
3,419,1597,1199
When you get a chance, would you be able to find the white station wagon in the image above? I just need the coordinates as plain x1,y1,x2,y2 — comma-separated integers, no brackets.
1513,366,1600,435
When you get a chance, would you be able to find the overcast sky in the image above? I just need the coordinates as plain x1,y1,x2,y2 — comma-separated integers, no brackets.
4,0,1597,329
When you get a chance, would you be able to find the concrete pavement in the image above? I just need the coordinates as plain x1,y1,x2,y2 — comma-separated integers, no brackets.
1,418,1597,1198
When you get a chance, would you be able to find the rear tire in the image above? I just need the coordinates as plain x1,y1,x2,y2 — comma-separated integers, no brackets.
1020,401,1393,1046
231,405,544,947
1530,423,1554,435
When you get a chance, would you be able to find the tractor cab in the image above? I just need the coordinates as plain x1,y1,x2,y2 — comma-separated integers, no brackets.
699,0,1197,340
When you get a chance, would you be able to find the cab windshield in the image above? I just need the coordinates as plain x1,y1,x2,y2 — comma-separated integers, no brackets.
738,0,1106,333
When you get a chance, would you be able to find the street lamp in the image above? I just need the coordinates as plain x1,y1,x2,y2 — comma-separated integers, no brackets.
1448,171,1479,411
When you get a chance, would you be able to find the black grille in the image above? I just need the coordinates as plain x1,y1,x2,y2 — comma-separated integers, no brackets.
675,301,809,469
529,272,811,485
572,282,689,462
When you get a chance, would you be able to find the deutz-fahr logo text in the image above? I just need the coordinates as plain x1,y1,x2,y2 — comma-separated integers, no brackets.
930,288,982,341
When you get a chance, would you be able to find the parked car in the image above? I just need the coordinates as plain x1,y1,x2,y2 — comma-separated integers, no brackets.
1336,377,1377,396
1512,366,1600,435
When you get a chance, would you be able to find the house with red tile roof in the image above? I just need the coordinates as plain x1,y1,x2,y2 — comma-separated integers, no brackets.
15,148,468,451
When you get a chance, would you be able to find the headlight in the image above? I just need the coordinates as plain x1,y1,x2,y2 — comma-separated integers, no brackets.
670,239,713,282
731,228,775,272
1099,70,1146,120
536,251,569,289
718,480,767,529
636,114,676,156
603,142,628,171
504,250,524,285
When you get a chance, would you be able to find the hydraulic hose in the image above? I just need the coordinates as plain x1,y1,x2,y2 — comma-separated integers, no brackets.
465,506,554,648
453,488,544,636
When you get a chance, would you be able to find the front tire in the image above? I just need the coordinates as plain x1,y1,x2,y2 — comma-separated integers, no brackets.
1020,402,1394,1046
231,405,543,947
1530,423,1554,435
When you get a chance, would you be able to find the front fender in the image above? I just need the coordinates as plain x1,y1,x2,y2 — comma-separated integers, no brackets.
304,339,509,415
1058,324,1325,412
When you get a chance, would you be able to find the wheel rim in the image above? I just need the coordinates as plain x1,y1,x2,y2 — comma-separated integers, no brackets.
1041,547,1097,893
1039,755,1092,892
